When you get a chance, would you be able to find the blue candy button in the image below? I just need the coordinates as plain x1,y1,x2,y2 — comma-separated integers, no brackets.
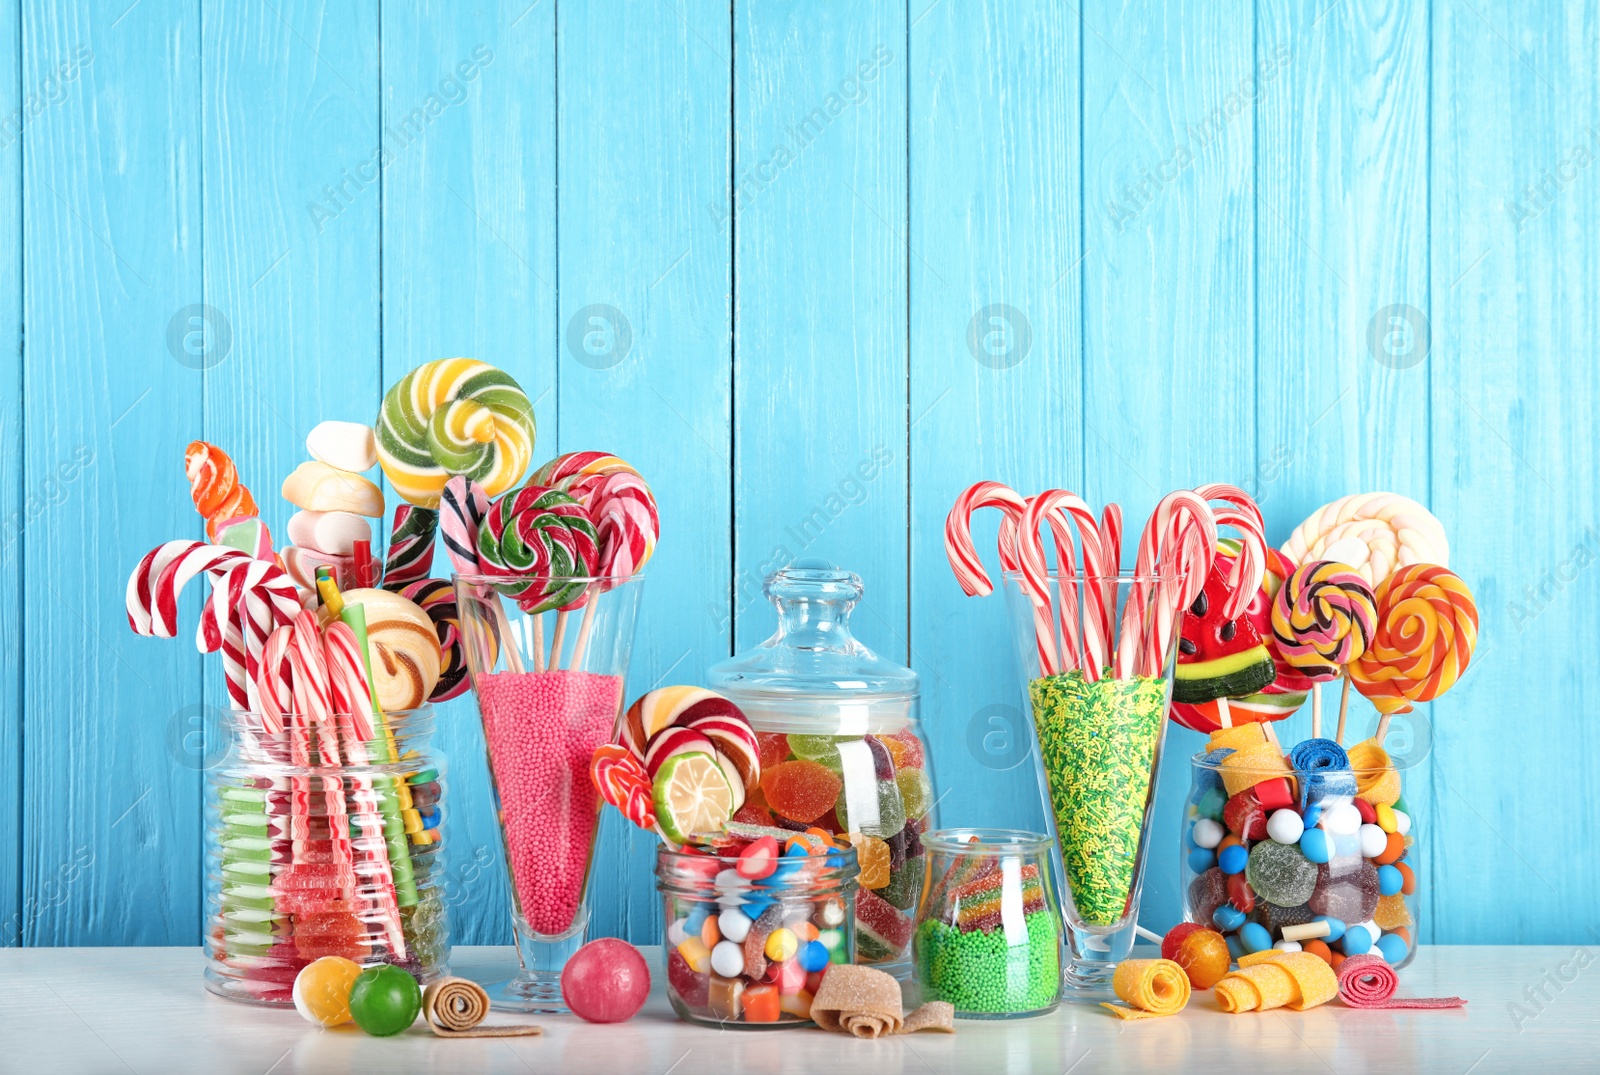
1299,828,1331,865
1239,922,1272,953
1213,905,1246,931
1375,932,1409,963
1218,844,1249,875
1187,847,1217,874
1314,915,1345,942
1342,925,1372,955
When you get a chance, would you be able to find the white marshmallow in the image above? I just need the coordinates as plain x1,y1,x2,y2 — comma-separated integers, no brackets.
287,510,372,557
306,420,378,473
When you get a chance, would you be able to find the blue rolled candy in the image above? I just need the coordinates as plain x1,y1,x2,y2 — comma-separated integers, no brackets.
1187,847,1217,874
1218,844,1249,875
1193,747,1236,800
1289,737,1358,808
1213,904,1247,931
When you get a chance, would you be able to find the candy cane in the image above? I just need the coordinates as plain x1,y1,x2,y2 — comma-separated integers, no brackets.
1098,503,1124,668
1019,490,1111,677
946,481,1059,675
1117,492,1217,679
1193,483,1267,620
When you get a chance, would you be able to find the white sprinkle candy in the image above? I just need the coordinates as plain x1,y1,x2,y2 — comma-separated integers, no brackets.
1266,809,1305,845
1193,818,1225,849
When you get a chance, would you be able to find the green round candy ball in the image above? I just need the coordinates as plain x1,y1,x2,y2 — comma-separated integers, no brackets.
348,965,422,1036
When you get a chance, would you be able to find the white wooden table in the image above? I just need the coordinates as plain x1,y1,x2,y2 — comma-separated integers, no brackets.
1,945,1591,1073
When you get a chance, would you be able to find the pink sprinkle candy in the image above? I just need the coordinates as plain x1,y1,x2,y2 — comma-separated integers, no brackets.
479,670,623,936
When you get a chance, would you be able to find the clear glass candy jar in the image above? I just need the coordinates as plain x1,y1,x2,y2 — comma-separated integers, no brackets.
204,704,450,1004
707,560,934,977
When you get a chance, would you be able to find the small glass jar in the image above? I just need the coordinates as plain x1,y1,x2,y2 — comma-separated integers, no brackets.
203,704,450,1005
913,829,1062,1019
656,844,858,1027
707,560,933,978
1181,731,1423,970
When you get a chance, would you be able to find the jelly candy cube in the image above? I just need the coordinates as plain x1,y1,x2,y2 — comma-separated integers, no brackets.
849,833,892,890
743,983,781,1022
894,767,932,820
757,733,792,770
707,973,744,1020
760,761,844,825
886,827,908,871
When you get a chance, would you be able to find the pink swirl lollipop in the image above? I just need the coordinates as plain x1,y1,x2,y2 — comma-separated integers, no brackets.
529,452,659,579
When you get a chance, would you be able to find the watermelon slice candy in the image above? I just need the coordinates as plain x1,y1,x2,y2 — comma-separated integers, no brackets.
1171,560,1277,705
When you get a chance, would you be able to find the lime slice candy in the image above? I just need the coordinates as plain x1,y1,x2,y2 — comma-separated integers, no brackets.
654,751,734,842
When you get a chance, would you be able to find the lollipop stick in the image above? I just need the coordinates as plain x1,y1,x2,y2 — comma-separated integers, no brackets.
531,611,546,674
1375,711,1393,746
1335,676,1352,745
1217,695,1233,729
569,588,601,671
1311,681,1322,741
549,609,570,671
1262,719,1282,751
494,599,526,674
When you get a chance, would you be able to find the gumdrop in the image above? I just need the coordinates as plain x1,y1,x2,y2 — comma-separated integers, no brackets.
864,736,895,780
884,730,924,769
1223,789,1269,840
733,787,776,827
1188,867,1229,925
1374,893,1412,930
757,733,791,771
836,779,906,838
850,833,891,890
1245,841,1318,907
1307,860,1380,923
787,734,844,765
894,767,932,820
1255,900,1315,937
761,760,844,824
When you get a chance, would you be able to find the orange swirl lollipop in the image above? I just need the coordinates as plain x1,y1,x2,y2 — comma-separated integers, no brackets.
185,441,259,541
1350,563,1478,717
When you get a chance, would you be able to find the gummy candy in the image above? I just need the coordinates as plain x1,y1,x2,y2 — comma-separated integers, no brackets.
1256,900,1315,937
1373,893,1412,930
1188,867,1229,925
787,734,845,765
879,859,921,910
883,730,924,769
895,767,932,820
761,760,844,824
836,779,906,838
850,833,892,890
742,904,784,981
757,733,792,770
886,827,908,871
1307,860,1380,923
708,973,745,1019
949,863,1046,932
855,888,913,960
1245,841,1318,907
864,736,895,780
294,911,366,962
1223,790,1269,840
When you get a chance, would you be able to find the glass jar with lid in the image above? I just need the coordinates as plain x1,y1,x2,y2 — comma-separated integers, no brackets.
707,559,934,977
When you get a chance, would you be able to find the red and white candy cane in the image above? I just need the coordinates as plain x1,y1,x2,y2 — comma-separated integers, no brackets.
1019,490,1112,678
945,481,1058,674
1117,491,1218,679
1192,483,1267,619
1097,503,1124,664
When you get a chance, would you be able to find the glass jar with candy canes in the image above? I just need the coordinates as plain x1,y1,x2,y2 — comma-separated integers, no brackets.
706,560,933,980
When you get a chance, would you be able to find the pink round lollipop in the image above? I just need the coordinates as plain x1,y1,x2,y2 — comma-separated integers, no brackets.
529,452,659,579
561,938,651,1023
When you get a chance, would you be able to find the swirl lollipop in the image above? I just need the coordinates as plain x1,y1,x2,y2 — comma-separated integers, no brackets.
1271,560,1377,740
1281,493,1449,586
529,451,659,579
477,484,599,613
398,578,491,702
1350,563,1478,736
376,359,537,508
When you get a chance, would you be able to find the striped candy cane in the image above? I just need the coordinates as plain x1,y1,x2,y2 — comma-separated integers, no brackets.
1193,483,1267,619
1019,490,1110,677
1117,492,1218,680
945,481,1059,676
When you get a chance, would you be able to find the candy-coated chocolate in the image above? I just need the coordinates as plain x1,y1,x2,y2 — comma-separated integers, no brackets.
1218,844,1249,875
1303,939,1334,964
1239,922,1272,953
700,916,722,948
1374,831,1406,865
1314,915,1346,941
798,939,830,973
1353,798,1377,825
1375,932,1409,964
1213,904,1247,931
1396,861,1417,895
1321,801,1361,835
1374,803,1398,834
1188,847,1217,874
1376,864,1404,896
348,965,422,1037
1273,940,1302,952
1342,924,1373,955
1299,828,1331,864
718,907,752,943
1393,808,1412,836
1193,818,1225,849
765,927,799,962
711,940,746,978
1266,808,1304,845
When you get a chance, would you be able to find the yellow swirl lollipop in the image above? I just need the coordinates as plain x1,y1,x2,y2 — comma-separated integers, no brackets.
1350,563,1478,715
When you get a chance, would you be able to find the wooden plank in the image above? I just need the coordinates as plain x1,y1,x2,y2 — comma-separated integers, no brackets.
21,1,201,943
0,0,19,946
380,0,555,946
1430,0,1597,942
908,1,1080,841
202,0,380,934
1254,0,1433,928
558,0,732,940
1080,0,1256,932
733,1,907,664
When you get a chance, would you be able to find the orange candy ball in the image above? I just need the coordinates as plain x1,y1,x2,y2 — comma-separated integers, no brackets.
1173,928,1232,989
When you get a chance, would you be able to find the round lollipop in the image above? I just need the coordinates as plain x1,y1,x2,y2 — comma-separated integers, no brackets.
1271,560,1376,740
1281,493,1449,586
530,451,659,579
477,484,599,613
376,358,536,508
1350,563,1478,735
399,578,490,701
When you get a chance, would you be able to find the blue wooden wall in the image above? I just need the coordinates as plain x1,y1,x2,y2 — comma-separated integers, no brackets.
4,0,1593,949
